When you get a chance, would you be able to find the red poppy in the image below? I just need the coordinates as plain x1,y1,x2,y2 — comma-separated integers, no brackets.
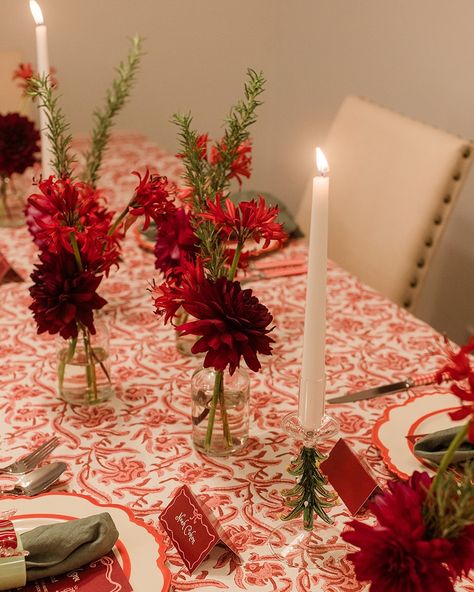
154,207,198,277
201,196,287,248
177,276,274,374
0,113,40,177
342,472,457,592
29,249,107,339
127,169,175,230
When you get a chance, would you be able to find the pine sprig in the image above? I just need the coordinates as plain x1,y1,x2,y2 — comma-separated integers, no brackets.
172,69,266,281
27,75,75,179
281,446,337,530
424,461,474,541
83,35,143,187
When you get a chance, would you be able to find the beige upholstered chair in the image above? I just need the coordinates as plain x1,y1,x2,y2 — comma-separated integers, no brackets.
0,50,34,117
296,95,473,312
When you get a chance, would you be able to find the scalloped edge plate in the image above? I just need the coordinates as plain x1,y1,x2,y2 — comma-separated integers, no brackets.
0,492,171,591
372,393,464,479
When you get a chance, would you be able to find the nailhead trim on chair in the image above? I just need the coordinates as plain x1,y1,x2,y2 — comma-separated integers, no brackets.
402,142,473,311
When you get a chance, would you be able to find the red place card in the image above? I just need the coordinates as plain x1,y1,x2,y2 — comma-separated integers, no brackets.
13,552,132,592
0,251,22,285
160,485,239,574
321,438,381,515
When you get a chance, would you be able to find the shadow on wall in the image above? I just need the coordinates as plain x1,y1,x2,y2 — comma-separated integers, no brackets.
416,234,474,345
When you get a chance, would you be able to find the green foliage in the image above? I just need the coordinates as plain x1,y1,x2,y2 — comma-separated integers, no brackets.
172,69,266,281
83,35,143,188
424,461,474,541
27,75,75,179
281,446,337,531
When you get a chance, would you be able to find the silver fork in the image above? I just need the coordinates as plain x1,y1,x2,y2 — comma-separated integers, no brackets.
0,437,60,475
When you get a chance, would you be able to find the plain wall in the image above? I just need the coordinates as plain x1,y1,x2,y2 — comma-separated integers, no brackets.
1,0,473,343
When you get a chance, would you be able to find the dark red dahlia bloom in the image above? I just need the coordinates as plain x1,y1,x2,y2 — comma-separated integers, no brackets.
29,249,107,339
446,524,474,578
154,207,198,277
210,139,252,185
436,338,474,441
201,196,287,248
0,113,40,177
342,472,457,592
128,169,176,230
178,277,274,374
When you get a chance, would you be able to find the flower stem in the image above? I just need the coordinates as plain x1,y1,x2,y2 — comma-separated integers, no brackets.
204,370,223,450
69,233,83,272
228,242,243,281
108,196,135,237
82,326,98,404
430,422,469,494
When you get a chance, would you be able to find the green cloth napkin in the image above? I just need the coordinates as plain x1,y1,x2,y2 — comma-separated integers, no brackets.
413,427,474,465
20,512,119,581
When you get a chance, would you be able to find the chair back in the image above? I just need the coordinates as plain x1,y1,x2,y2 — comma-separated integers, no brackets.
297,95,473,310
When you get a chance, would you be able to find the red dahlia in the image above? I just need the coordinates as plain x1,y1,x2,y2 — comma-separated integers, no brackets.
0,113,40,177
178,277,274,374
29,249,107,339
342,472,457,592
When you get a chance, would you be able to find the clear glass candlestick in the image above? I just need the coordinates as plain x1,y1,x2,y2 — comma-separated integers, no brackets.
268,411,346,569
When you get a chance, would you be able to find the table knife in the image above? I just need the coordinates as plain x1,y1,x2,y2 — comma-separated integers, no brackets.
328,371,443,404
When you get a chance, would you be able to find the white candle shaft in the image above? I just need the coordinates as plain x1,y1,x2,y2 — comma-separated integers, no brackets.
298,174,329,429
35,24,53,178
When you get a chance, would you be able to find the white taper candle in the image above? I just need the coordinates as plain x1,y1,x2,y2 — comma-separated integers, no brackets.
298,147,329,430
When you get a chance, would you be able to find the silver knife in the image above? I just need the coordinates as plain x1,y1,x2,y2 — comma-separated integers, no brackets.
328,371,442,404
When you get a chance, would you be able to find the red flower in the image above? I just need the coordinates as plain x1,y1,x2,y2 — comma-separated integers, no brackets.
211,139,252,185
29,249,107,339
128,169,176,230
201,196,287,248
0,113,40,177
177,133,209,161
12,63,58,96
154,207,198,277
437,338,474,442
342,472,457,592
178,276,274,374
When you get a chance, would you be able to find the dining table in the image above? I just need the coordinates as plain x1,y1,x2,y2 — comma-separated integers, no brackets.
0,132,470,592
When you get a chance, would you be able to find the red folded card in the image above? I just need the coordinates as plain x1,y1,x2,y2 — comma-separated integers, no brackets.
160,485,239,574
14,552,132,592
321,438,381,515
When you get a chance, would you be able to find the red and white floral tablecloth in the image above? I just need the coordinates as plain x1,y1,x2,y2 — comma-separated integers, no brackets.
0,133,470,592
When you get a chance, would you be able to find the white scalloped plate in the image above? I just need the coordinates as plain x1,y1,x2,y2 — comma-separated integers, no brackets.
372,393,464,479
0,492,171,591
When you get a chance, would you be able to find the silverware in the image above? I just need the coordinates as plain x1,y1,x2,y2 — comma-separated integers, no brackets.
0,437,60,475
0,462,67,496
328,371,442,404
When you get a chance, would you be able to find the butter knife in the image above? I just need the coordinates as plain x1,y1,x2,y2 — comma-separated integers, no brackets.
328,371,444,404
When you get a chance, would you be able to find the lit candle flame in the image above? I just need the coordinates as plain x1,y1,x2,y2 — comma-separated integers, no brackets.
30,0,44,25
315,147,329,176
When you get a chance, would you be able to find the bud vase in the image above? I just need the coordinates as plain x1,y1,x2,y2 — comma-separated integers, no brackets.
175,306,202,357
56,318,114,405
191,366,250,456
0,176,25,228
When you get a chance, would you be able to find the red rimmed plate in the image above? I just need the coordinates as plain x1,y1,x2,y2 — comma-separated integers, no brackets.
372,393,464,479
0,492,171,591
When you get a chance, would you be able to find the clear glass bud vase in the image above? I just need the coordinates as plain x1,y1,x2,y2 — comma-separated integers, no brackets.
0,176,25,228
56,318,114,405
191,366,250,456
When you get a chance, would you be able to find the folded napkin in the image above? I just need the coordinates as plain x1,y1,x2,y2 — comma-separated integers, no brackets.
20,512,119,581
413,427,474,465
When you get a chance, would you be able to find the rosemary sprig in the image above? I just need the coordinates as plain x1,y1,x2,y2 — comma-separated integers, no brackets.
27,75,75,179
83,35,143,187
424,461,474,541
173,68,266,281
